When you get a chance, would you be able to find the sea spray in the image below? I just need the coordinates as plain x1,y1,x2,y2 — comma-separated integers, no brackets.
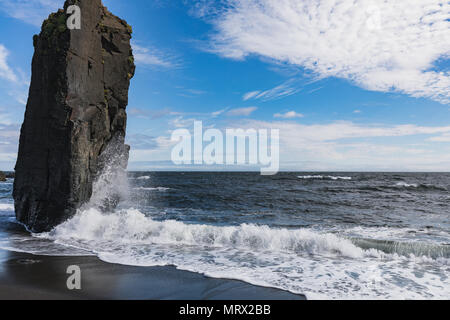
87,163,130,211
86,135,131,212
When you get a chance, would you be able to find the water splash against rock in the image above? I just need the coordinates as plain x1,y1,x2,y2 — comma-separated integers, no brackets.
88,135,130,212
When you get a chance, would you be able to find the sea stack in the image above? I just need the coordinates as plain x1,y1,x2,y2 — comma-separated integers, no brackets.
13,0,135,232
0,171,5,182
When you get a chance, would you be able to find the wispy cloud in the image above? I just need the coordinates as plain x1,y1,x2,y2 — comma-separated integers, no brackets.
0,0,62,26
242,91,261,101
227,106,258,116
129,118,450,171
0,120,20,165
428,133,450,142
211,108,229,117
132,42,181,69
175,86,207,98
126,134,159,150
128,107,174,120
198,0,450,104
127,134,176,164
233,119,450,171
169,116,199,128
0,44,30,105
245,121,450,143
274,111,304,119
0,44,18,83
242,78,317,101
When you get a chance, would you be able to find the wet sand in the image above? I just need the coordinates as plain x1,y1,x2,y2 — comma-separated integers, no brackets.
0,250,305,300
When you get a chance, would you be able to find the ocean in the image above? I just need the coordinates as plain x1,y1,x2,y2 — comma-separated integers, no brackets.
0,172,449,299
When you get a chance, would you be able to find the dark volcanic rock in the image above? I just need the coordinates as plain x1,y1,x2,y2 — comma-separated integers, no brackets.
13,0,135,232
0,171,5,182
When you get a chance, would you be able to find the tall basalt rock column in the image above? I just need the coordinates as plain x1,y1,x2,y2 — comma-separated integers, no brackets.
13,0,135,232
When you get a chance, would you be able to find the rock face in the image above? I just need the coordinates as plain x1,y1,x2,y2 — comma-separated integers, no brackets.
0,171,5,182
13,0,135,232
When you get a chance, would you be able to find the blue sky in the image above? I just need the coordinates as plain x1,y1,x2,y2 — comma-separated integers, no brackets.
0,0,449,171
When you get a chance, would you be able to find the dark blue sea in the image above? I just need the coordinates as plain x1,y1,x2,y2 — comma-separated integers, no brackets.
1,172,449,299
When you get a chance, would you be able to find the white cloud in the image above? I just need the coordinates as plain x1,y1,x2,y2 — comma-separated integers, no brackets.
0,0,62,26
126,119,450,171
233,120,450,170
243,120,450,143
428,133,450,142
0,44,29,105
169,116,198,128
0,44,18,83
0,122,20,165
132,43,180,69
243,91,261,101
128,135,176,163
274,111,304,119
227,106,258,116
201,0,450,104
211,108,228,117
242,78,308,101
175,87,207,98
128,107,174,120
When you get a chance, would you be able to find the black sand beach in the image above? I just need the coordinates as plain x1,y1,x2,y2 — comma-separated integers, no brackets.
0,250,305,300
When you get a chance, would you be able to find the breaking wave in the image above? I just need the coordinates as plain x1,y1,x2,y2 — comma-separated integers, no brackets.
43,207,449,263
350,238,450,259
44,208,368,258
393,182,447,191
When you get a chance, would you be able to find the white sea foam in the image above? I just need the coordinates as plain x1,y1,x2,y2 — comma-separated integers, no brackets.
135,176,151,180
298,175,352,181
133,187,171,192
35,207,450,300
0,203,14,211
395,182,419,188
46,208,374,259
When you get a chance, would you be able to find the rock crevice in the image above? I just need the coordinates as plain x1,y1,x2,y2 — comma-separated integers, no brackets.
13,0,135,232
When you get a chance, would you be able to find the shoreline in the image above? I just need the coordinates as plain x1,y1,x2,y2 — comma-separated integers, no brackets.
0,249,305,300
